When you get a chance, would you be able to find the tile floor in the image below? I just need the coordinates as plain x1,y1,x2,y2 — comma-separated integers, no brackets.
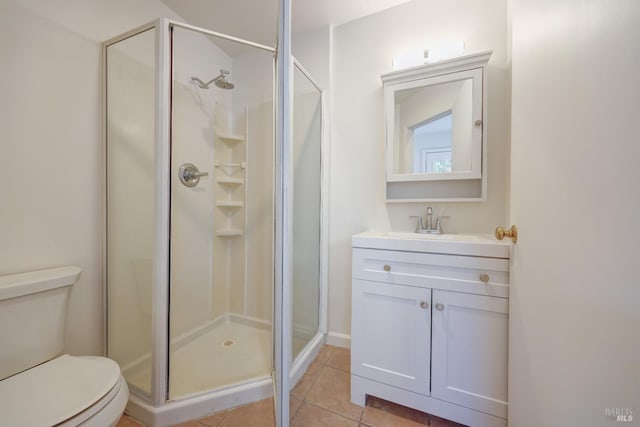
117,345,466,427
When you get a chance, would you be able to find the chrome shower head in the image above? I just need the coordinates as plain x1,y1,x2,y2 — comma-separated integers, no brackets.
214,78,235,90
191,69,235,90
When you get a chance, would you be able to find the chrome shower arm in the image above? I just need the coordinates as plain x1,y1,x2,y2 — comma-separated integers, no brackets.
191,69,231,89
190,76,208,88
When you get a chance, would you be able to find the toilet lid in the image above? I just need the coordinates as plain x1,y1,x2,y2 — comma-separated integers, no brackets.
0,354,121,427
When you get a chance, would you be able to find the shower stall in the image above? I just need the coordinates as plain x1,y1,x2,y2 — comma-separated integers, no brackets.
103,19,324,426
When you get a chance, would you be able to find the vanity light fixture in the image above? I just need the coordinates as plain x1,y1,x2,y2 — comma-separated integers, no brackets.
426,41,465,63
391,41,465,71
391,49,426,70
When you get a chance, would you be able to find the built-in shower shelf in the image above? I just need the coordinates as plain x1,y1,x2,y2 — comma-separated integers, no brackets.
215,229,243,237
216,177,244,186
217,132,244,144
216,201,244,209
215,162,246,176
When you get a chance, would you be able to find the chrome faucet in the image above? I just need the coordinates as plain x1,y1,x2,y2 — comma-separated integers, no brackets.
425,207,433,231
410,207,449,234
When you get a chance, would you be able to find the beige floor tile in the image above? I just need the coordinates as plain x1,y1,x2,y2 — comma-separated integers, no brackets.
361,405,428,427
217,398,275,427
305,366,363,421
192,410,227,427
314,345,335,365
173,420,205,427
364,396,429,426
117,415,145,427
290,396,303,420
291,344,335,400
291,368,322,400
292,403,359,427
326,347,351,373
429,414,468,427
301,345,333,379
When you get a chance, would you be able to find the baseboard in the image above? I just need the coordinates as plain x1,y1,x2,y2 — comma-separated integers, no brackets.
126,377,273,427
326,331,350,349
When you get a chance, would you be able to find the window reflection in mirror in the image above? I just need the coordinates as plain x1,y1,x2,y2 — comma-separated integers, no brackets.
394,78,473,175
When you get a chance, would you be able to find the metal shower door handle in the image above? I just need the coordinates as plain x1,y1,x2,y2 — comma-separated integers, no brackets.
179,163,208,188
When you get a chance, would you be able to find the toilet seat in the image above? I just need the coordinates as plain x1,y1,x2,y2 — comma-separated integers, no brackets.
0,354,128,427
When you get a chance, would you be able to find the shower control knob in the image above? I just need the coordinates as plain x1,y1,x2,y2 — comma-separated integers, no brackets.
179,163,208,188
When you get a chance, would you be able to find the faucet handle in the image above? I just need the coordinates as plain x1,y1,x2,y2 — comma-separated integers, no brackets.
409,215,424,232
435,216,450,234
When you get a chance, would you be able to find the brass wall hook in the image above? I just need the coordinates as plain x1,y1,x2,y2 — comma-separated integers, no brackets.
495,225,518,243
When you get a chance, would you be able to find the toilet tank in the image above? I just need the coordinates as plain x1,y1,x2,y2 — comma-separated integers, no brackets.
0,266,81,381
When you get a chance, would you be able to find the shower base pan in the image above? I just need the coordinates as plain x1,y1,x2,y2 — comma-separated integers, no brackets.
123,315,324,426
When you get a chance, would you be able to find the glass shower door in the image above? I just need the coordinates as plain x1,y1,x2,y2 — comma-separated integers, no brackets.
105,27,157,399
291,64,322,360
168,25,218,399
168,24,274,400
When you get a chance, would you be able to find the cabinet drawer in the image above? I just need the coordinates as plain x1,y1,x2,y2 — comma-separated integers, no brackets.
352,248,509,298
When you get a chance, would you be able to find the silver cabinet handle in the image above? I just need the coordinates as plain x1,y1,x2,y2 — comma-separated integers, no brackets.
435,303,444,311
479,273,490,283
179,163,208,188
383,264,391,272
420,301,429,309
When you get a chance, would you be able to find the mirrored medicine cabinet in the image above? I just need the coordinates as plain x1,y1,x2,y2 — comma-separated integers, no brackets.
382,51,492,202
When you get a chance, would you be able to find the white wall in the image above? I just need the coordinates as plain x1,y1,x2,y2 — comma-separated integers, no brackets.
329,0,509,339
0,0,185,356
509,1,640,425
293,26,331,92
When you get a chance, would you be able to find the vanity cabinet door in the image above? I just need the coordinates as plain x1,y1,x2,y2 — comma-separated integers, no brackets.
431,290,509,419
351,279,431,395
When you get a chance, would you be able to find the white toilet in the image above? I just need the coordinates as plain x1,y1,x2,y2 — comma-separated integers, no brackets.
0,266,129,427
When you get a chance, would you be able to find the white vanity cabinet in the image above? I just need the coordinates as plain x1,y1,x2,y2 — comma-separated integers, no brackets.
351,233,510,427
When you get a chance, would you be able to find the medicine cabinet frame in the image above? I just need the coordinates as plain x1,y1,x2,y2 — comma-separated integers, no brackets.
382,50,492,202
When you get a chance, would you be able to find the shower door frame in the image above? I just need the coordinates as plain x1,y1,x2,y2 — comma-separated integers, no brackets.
287,57,328,386
103,16,328,425
102,18,171,405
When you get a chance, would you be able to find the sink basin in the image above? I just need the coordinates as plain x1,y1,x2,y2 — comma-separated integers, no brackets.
352,231,510,258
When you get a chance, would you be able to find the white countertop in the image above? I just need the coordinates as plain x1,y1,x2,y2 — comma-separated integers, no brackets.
352,231,511,259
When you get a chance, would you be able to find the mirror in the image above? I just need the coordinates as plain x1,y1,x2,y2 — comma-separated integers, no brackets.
393,76,474,175
382,51,491,188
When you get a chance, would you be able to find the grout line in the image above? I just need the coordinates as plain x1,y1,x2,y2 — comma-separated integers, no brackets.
299,361,325,400
299,346,364,423
289,396,303,421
